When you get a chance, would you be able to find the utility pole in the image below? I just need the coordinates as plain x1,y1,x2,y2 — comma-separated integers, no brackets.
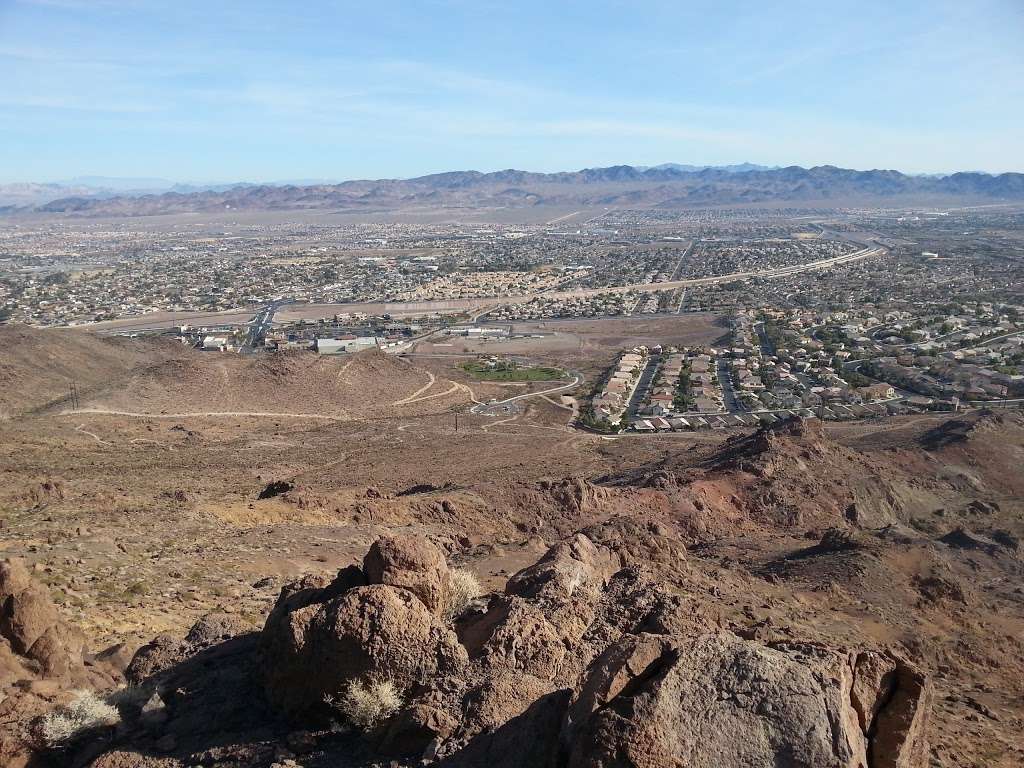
454,408,459,432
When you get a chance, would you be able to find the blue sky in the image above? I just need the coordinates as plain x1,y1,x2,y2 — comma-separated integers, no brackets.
1,0,1022,183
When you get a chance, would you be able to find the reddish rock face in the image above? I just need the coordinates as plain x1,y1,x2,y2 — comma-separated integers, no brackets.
263,582,468,718
564,632,931,768
363,534,451,616
79,527,934,768
0,558,86,680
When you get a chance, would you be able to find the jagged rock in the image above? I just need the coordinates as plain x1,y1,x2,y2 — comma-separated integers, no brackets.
258,479,295,499
580,517,687,569
541,476,607,515
265,566,365,630
475,597,565,678
553,567,710,689
127,611,255,686
0,558,85,678
363,534,450,615
460,672,553,736
566,632,930,768
94,642,139,675
438,688,572,768
263,583,468,718
185,612,252,647
854,653,932,768
378,703,458,757
913,570,970,605
940,526,1003,556
125,632,181,684
506,533,617,603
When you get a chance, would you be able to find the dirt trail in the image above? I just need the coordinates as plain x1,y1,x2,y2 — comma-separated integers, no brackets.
62,408,349,421
75,423,112,445
396,381,461,405
482,414,520,431
391,371,438,405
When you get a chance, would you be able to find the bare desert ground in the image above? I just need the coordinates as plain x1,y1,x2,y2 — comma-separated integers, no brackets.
1,323,1022,768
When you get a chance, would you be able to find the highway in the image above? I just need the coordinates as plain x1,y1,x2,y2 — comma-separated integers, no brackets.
240,299,288,353
526,244,886,301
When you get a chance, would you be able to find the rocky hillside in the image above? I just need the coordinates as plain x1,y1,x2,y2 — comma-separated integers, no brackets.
21,165,1024,217
0,325,187,420
2,532,933,768
2,411,1022,767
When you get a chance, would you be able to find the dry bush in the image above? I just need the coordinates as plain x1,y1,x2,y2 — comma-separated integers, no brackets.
326,679,403,729
443,568,482,622
38,689,120,747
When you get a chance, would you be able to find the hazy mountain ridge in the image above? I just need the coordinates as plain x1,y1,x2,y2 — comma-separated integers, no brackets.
13,164,1024,216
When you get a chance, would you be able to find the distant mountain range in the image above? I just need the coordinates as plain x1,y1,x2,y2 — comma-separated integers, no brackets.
4,164,1024,216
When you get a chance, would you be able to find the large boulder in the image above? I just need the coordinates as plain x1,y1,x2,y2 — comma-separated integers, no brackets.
565,632,930,768
506,533,617,603
127,612,255,684
377,703,458,758
263,583,468,718
0,558,85,679
364,534,450,616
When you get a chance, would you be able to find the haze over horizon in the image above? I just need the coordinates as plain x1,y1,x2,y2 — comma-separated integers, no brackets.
1,0,1022,184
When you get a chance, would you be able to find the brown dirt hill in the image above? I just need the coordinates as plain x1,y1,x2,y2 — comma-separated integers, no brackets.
591,416,954,540
74,348,468,420
0,324,186,420
915,410,1024,499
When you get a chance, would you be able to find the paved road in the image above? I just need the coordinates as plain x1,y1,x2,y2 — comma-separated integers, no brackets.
84,244,884,334
529,245,885,301
668,240,694,281
241,299,288,353
469,372,583,414
675,286,688,314
754,322,775,356
717,358,744,412
626,355,660,418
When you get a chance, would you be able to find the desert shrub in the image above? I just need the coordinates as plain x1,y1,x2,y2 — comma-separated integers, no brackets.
443,568,482,622
326,679,403,729
38,689,120,747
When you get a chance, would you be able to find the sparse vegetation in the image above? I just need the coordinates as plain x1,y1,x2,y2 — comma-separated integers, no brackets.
37,689,120,747
326,679,403,729
443,568,482,621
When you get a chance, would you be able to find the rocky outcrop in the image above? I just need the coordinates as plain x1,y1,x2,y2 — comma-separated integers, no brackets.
0,559,122,768
363,534,450,615
565,633,932,768
78,529,932,768
541,476,609,516
852,652,932,768
262,540,467,718
0,558,86,681
127,612,253,684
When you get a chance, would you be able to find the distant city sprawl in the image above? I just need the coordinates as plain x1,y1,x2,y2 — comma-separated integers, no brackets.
1,205,1021,426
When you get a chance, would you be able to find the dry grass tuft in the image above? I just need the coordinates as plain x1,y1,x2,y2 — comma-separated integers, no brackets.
38,689,120,747
443,568,483,622
326,679,403,729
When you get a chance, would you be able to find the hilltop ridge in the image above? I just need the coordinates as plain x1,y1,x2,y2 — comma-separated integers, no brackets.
10,164,1024,217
